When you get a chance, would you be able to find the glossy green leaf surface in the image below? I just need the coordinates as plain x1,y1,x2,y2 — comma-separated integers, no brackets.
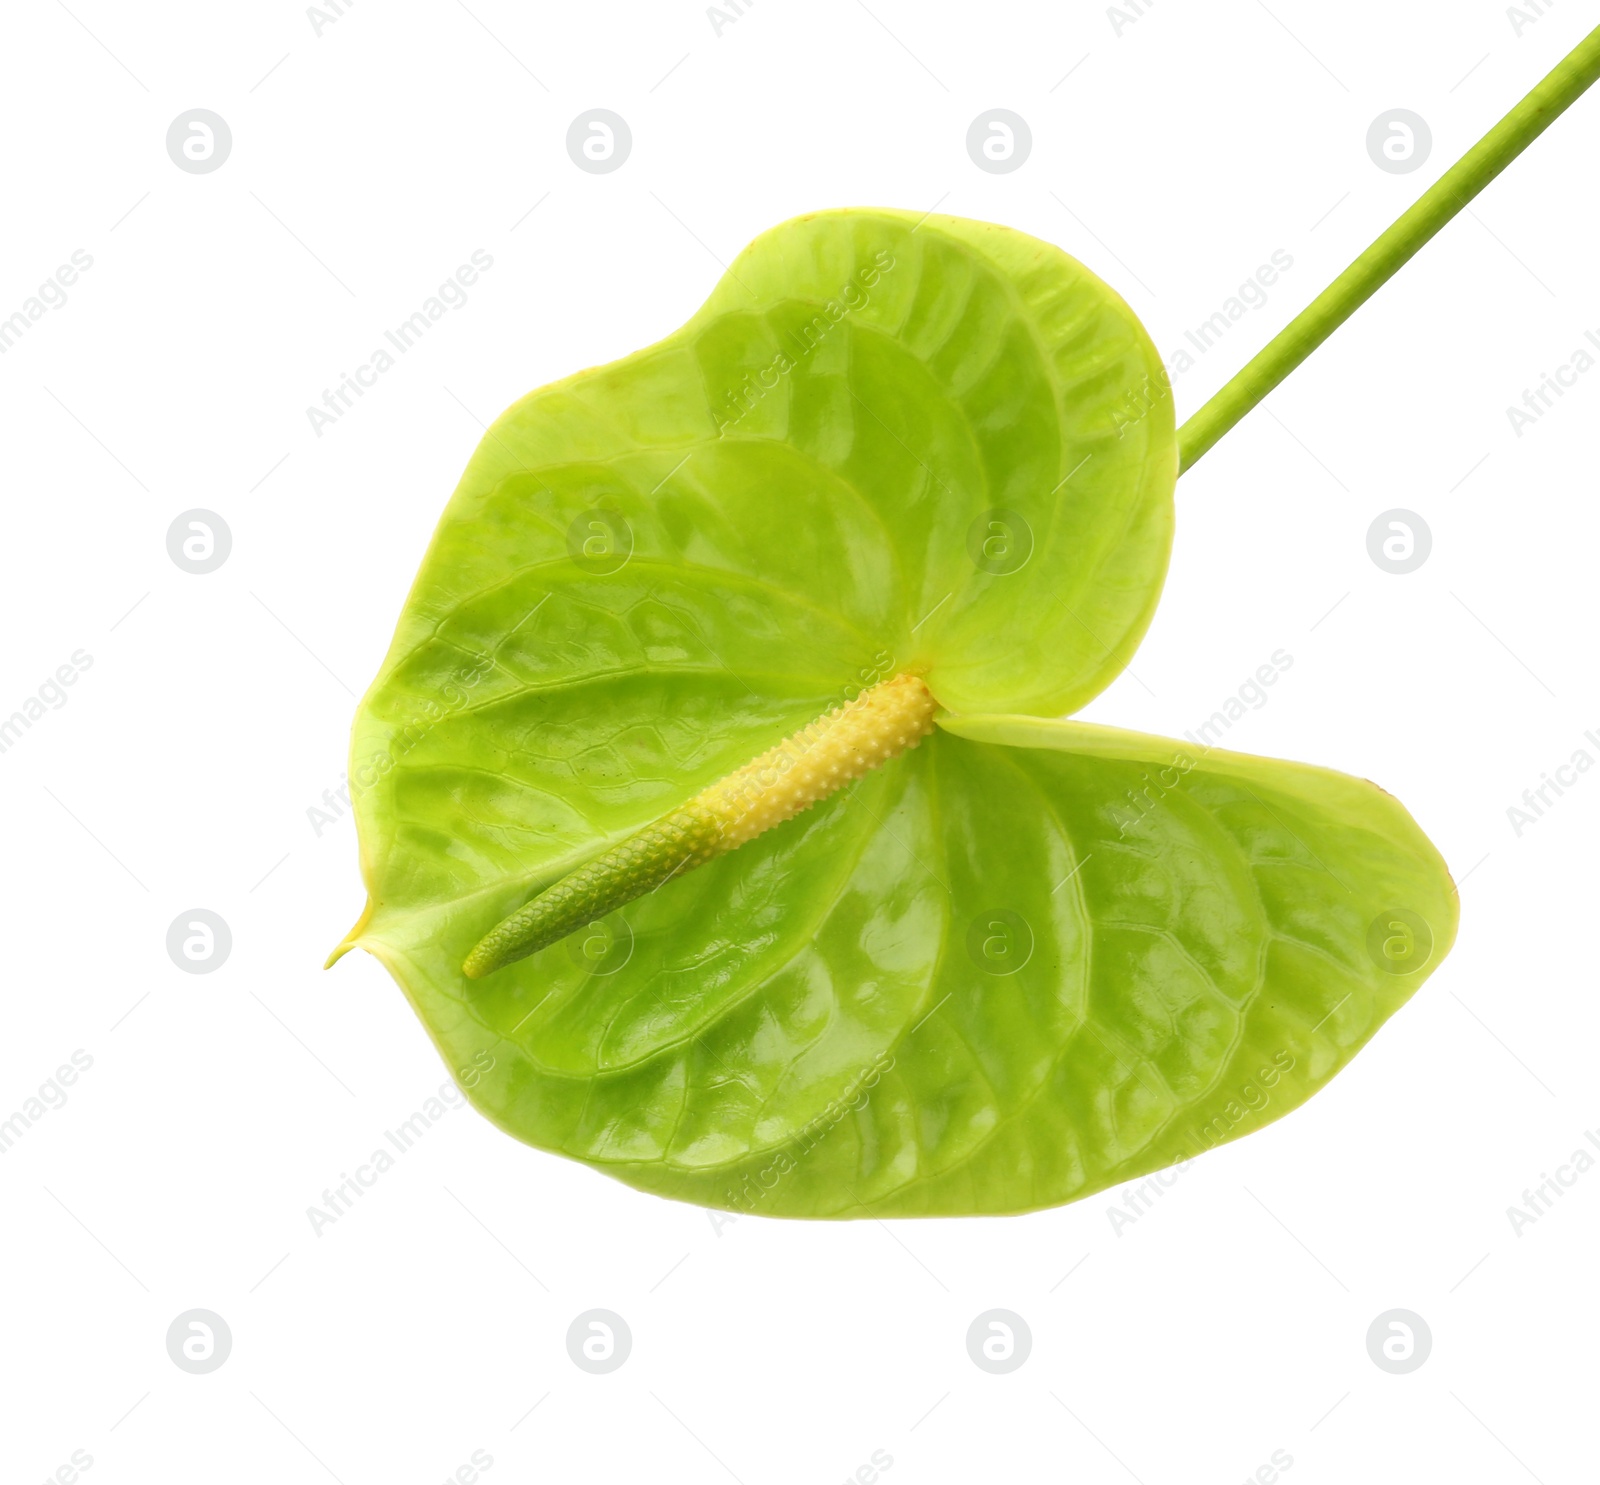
339,208,1455,1217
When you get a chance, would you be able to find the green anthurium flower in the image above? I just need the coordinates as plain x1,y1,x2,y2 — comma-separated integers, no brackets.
330,207,1454,1218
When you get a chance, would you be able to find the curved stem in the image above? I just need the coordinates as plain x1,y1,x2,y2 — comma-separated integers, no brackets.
1178,22,1600,475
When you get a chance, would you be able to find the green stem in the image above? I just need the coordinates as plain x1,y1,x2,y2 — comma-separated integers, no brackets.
1177,23,1600,475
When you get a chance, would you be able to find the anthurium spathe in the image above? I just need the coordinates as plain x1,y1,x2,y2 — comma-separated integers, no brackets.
330,23,1600,1215
326,207,1445,1217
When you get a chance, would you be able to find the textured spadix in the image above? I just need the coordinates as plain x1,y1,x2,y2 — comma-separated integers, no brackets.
462,675,938,976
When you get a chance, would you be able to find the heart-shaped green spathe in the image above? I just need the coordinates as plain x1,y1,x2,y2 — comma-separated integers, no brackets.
335,207,1454,1217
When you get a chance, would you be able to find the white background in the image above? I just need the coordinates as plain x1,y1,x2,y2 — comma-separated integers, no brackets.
3,1,1597,1481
